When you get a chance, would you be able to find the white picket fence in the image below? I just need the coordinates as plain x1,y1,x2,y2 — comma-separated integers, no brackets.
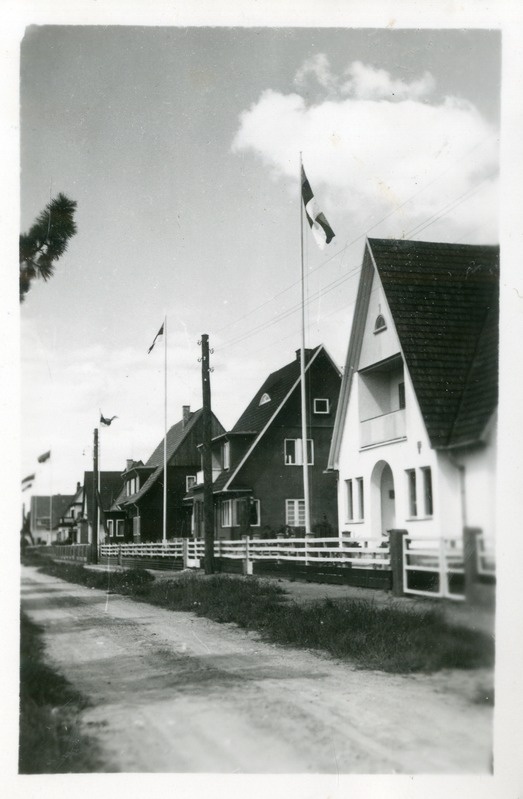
476,533,495,577
100,536,391,570
403,536,465,600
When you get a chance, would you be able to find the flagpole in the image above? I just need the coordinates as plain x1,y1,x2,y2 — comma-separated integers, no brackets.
49,456,53,544
299,153,311,536
163,313,167,544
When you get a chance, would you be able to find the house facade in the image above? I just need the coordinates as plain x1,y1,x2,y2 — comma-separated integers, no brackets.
188,346,341,539
328,238,499,542
57,482,83,542
29,494,74,545
76,471,124,544
109,406,225,542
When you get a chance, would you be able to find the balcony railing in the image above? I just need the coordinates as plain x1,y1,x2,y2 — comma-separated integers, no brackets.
360,408,406,448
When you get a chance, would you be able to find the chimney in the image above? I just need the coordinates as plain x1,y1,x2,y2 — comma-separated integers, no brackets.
126,459,134,471
182,405,191,428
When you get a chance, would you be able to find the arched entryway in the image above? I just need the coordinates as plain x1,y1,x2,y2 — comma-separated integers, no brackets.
370,460,396,537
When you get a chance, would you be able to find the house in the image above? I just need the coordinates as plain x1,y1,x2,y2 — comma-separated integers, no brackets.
29,494,74,545
327,238,499,542
56,481,83,543
188,345,341,539
76,471,124,544
109,406,225,542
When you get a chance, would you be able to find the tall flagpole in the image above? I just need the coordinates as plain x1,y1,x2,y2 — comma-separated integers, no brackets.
299,153,311,536
163,314,167,544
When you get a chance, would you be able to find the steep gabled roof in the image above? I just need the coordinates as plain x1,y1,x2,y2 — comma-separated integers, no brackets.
329,237,499,466
83,472,123,522
215,345,339,493
115,409,224,507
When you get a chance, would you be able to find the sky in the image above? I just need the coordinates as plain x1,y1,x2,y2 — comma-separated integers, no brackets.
19,25,501,496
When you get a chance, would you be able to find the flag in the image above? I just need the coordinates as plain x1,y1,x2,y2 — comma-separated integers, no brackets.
22,483,33,492
22,473,35,484
37,450,51,463
301,166,335,250
100,413,118,426
148,323,164,354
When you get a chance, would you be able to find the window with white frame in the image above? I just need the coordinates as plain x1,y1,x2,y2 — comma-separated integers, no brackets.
115,519,124,537
406,469,417,517
421,467,433,516
249,499,260,527
186,475,197,492
345,477,364,521
222,441,230,470
107,519,114,536
286,499,305,527
126,476,139,497
284,438,313,465
313,398,330,414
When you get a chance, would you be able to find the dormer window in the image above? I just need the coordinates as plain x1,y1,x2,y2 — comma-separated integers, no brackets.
374,314,387,334
259,392,271,406
222,441,230,470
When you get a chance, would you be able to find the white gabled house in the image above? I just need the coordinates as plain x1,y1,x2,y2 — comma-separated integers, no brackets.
328,238,499,543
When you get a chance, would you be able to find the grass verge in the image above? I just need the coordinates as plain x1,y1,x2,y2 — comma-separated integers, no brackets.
19,612,105,773
26,555,494,674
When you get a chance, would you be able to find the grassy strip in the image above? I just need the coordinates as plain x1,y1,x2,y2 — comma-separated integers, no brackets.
19,612,106,773
28,556,494,674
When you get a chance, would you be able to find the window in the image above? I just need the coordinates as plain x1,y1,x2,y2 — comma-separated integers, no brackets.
186,475,197,492
116,519,124,537
249,499,261,527
126,477,139,497
284,438,314,465
222,441,230,470
221,499,232,527
345,478,364,521
313,398,330,414
107,519,114,536
374,314,387,333
398,382,406,410
407,469,417,517
421,467,433,516
259,392,271,406
286,499,305,527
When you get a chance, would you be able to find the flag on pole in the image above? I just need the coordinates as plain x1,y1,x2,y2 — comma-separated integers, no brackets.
301,166,335,249
148,323,164,354
22,483,33,492
100,413,118,426
22,473,35,484
37,450,51,463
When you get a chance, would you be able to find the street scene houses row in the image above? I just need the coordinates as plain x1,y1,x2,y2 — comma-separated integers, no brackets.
25,238,499,548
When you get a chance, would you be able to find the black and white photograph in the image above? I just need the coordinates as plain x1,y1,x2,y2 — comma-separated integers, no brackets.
5,0,523,795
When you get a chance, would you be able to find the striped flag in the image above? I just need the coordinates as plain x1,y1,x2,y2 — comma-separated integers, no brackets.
37,450,51,463
301,166,335,250
148,323,164,354
22,473,35,485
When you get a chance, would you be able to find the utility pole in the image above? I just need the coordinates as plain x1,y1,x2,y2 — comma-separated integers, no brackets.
201,334,214,575
92,427,99,564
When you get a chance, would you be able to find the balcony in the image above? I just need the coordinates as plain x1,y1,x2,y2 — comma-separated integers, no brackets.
360,408,406,448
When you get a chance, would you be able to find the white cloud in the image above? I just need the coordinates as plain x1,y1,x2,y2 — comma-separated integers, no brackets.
232,59,499,245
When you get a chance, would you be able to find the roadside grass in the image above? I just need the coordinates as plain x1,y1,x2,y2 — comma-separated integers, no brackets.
27,556,494,674
19,612,105,773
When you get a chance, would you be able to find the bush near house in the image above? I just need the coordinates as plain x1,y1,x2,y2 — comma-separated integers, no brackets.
27,556,494,674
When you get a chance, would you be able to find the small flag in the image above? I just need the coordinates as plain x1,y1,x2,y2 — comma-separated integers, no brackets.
37,450,51,463
100,413,118,426
148,323,164,354
22,483,33,492
22,473,35,484
301,165,335,250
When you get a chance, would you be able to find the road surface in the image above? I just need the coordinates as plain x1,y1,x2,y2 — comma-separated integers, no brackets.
21,565,493,773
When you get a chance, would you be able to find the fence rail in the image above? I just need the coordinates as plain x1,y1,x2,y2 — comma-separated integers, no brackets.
403,536,465,600
476,533,495,577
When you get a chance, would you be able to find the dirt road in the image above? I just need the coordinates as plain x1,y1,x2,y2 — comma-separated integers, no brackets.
20,566,493,774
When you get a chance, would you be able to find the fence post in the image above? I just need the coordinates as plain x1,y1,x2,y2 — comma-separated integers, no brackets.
389,529,408,597
182,538,189,570
464,527,481,604
118,544,122,568
242,535,253,576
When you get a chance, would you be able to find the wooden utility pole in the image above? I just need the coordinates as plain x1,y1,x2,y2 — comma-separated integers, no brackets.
201,334,214,574
92,427,99,564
